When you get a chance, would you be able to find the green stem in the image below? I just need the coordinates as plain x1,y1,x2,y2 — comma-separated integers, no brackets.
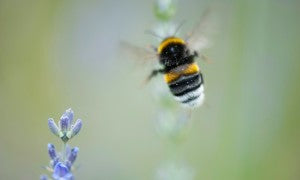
62,142,67,161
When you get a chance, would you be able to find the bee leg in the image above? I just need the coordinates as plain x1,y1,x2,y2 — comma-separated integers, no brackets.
144,69,165,84
193,51,199,57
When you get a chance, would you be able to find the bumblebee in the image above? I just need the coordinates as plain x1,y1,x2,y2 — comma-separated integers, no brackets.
123,10,214,108
146,36,204,108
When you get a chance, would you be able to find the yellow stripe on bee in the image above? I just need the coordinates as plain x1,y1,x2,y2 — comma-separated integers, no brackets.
157,37,185,54
164,63,200,83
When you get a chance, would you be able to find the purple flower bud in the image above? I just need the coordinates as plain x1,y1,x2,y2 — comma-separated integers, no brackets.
70,119,82,138
59,115,70,132
47,144,56,160
52,162,73,180
40,175,48,180
59,109,74,132
48,118,60,137
67,147,79,165
63,108,74,124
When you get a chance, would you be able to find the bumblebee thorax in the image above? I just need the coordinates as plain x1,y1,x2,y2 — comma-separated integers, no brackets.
158,37,190,67
157,37,185,54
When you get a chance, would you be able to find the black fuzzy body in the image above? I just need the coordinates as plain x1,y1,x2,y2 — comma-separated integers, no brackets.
159,42,195,72
157,39,204,107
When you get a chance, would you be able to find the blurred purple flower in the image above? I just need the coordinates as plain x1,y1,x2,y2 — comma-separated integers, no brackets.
60,115,70,132
47,143,56,160
47,143,59,168
67,119,82,139
63,108,74,124
48,118,60,137
47,108,82,142
42,144,79,179
42,108,81,179
52,162,74,180
68,147,79,166
40,175,48,180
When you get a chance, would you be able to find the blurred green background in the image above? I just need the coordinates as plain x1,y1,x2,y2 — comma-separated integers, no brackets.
0,0,300,179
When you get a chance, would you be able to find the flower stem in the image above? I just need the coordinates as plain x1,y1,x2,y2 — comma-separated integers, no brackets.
62,142,67,161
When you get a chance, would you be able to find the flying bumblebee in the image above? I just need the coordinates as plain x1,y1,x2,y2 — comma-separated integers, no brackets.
150,36,205,108
123,10,215,108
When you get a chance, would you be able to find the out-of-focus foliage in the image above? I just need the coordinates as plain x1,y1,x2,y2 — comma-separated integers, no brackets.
154,0,176,21
0,0,300,179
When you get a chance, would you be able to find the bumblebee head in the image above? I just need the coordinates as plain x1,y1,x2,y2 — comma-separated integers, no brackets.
158,37,187,66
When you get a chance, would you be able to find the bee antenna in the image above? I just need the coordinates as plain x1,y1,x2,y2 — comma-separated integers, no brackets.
174,20,186,36
145,30,164,40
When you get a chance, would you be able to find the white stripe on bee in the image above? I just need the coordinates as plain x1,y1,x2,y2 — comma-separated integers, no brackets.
174,85,205,108
182,93,205,108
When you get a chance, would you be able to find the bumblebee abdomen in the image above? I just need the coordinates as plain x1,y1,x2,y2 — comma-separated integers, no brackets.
164,63,205,108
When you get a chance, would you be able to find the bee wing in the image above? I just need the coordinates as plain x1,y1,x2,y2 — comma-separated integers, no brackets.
185,8,218,53
120,41,158,66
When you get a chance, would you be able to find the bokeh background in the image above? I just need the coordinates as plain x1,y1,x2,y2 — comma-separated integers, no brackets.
0,0,300,179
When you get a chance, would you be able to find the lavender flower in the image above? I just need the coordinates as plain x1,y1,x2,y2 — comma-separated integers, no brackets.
41,108,82,179
43,144,78,180
48,118,61,137
68,147,79,165
66,147,79,169
67,119,82,139
52,162,74,180
63,108,74,123
40,175,48,180
48,108,82,143
48,144,57,160
48,143,59,168
60,115,70,133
